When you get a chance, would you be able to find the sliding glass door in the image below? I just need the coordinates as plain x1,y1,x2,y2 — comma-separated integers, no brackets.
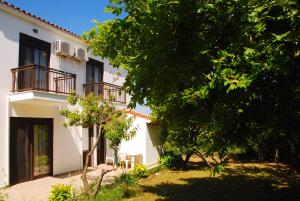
86,58,104,95
10,123,30,183
18,33,50,91
33,125,51,177
10,118,53,185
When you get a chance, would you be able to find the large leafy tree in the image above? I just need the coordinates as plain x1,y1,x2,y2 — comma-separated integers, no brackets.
85,0,300,163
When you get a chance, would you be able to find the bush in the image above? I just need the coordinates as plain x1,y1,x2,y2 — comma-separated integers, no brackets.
132,164,149,178
94,187,124,201
159,153,183,168
95,186,139,201
0,193,6,201
148,165,163,174
114,172,137,186
48,184,73,201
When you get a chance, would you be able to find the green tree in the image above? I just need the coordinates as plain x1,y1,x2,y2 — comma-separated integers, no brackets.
104,113,137,165
84,0,300,166
60,93,132,199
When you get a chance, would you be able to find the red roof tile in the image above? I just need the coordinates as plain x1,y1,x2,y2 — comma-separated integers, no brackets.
126,110,151,120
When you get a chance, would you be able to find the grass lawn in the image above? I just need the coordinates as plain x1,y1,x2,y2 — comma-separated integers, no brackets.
124,157,300,201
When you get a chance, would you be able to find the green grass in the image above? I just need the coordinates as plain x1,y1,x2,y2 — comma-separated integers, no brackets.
94,187,126,201
94,185,140,201
93,157,300,201
124,158,300,201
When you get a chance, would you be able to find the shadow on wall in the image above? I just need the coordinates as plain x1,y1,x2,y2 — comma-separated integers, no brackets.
147,123,163,161
0,14,19,44
56,105,83,171
103,59,127,80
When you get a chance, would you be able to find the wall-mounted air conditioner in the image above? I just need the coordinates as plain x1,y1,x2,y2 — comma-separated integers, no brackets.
55,40,70,56
73,47,85,61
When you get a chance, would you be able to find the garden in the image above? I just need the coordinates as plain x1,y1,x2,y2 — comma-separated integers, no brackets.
49,0,300,200
46,156,300,201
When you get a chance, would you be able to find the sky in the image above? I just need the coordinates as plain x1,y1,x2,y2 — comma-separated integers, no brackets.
5,0,118,35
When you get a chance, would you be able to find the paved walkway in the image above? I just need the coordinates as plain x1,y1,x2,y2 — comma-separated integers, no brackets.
2,164,125,201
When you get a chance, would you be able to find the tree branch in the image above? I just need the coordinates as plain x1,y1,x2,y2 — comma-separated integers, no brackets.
91,168,113,198
195,151,216,170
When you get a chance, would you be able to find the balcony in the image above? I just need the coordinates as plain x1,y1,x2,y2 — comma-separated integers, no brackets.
83,82,126,104
10,64,76,103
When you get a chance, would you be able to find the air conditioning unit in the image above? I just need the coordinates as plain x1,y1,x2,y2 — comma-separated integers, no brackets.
55,40,70,56
73,47,85,61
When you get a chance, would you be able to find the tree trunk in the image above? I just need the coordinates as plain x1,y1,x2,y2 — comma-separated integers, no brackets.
91,168,112,198
113,148,119,168
195,151,216,171
183,153,193,169
81,125,111,199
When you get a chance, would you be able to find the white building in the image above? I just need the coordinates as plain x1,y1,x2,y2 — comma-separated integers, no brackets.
0,0,160,187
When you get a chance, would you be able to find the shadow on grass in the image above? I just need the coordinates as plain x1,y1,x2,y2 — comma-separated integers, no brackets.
141,167,300,201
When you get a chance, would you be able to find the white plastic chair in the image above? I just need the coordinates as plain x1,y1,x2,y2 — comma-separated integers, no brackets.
119,153,129,170
105,156,115,166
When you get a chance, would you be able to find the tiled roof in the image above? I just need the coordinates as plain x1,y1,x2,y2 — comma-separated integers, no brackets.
0,0,81,38
127,110,151,120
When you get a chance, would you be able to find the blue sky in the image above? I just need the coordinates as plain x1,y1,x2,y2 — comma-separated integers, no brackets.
5,0,117,35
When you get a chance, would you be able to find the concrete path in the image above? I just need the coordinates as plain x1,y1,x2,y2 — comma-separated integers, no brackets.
2,164,125,201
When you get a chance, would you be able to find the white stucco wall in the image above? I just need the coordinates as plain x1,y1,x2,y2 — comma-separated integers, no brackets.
10,102,83,175
0,4,127,186
145,124,161,166
119,115,148,165
119,115,161,167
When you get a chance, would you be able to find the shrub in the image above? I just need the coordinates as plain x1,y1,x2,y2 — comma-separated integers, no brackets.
132,164,149,178
159,153,183,168
94,187,124,201
95,186,138,201
48,184,73,201
114,172,137,186
148,165,164,174
0,193,6,201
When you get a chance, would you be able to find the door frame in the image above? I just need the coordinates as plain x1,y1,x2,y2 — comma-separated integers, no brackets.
86,58,104,84
83,126,106,167
19,33,51,67
96,127,106,165
9,117,54,185
18,33,51,91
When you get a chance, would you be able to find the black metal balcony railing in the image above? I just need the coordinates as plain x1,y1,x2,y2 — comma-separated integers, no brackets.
83,82,126,103
11,64,76,95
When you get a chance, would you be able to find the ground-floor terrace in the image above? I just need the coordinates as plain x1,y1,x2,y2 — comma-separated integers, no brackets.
6,100,88,186
0,96,160,188
1,164,124,201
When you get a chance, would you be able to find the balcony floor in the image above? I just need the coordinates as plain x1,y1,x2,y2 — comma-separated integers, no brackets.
9,90,68,105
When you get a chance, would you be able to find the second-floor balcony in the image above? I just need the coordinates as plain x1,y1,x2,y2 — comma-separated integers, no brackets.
83,82,126,104
10,64,126,104
11,64,76,95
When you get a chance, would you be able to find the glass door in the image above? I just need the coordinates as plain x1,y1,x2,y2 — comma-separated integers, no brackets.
18,33,50,91
33,49,49,90
10,118,53,185
33,125,51,177
86,59,104,95
9,121,31,184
